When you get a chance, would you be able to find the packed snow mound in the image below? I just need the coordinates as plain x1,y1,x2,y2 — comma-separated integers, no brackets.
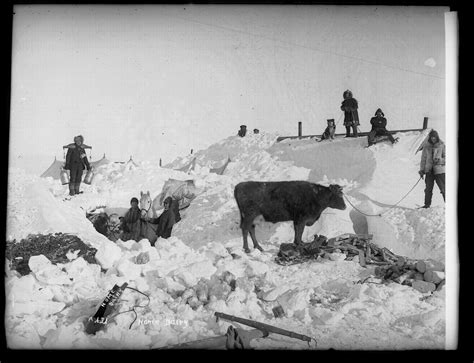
6,129,446,349
357,129,442,208
268,136,376,186
366,205,445,261
166,132,280,169
7,168,110,248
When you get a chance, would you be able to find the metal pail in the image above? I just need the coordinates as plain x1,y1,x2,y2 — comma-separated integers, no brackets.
84,167,94,185
60,168,69,185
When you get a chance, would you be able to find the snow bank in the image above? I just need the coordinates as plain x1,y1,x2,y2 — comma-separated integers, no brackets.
7,168,110,248
367,205,445,262
268,136,376,185
358,129,443,208
167,132,280,169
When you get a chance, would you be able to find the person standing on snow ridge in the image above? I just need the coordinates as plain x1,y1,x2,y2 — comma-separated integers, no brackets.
367,108,397,146
120,197,142,242
143,196,176,240
340,89,359,137
64,135,91,196
418,129,446,208
238,125,247,137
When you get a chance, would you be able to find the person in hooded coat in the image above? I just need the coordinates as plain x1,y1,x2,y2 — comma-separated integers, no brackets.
419,129,445,208
367,108,397,146
146,196,176,239
64,135,91,196
120,197,141,242
120,197,142,242
237,125,247,137
340,90,359,137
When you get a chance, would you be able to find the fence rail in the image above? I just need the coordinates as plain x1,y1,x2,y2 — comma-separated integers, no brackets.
276,117,429,142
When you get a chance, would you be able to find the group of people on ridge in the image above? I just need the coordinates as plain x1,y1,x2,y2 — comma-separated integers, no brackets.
237,125,259,137
339,89,397,146
341,89,444,208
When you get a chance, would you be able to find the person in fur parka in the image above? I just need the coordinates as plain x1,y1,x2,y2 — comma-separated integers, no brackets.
367,108,397,146
340,89,359,137
419,129,445,207
64,135,91,196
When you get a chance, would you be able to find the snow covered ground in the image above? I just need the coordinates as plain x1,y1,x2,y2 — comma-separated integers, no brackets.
5,130,446,349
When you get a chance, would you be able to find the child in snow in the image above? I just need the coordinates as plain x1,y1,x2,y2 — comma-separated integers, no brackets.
144,196,176,239
319,119,336,141
64,135,91,196
418,129,445,208
367,108,397,146
120,197,142,242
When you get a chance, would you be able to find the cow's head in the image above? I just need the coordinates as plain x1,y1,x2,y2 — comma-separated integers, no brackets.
328,184,346,210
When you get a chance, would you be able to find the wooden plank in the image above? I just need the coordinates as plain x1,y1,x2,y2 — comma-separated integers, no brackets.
276,128,424,142
358,250,366,267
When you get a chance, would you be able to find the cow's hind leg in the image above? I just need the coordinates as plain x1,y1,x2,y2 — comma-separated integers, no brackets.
241,227,251,253
249,224,264,252
293,221,305,245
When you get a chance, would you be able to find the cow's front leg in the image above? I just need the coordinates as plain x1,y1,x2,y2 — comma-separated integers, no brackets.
293,221,305,245
249,224,264,252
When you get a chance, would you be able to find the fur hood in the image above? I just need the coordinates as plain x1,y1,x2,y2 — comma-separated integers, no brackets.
428,130,443,145
343,90,353,99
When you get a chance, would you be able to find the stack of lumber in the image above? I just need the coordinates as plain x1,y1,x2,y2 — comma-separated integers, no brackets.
318,233,445,293
276,233,445,294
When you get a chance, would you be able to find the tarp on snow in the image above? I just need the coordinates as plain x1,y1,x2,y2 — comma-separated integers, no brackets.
90,154,111,169
152,178,198,210
40,157,66,179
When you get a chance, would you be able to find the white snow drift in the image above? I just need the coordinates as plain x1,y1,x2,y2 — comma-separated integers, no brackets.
6,131,445,349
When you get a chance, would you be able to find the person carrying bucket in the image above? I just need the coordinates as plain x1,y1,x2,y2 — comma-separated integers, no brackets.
64,135,91,196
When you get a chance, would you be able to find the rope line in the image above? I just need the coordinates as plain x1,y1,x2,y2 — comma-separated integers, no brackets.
170,15,444,80
344,176,423,217
109,286,150,329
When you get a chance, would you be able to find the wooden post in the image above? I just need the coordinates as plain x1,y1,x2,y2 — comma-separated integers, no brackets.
298,122,302,138
159,158,162,167
423,117,429,130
